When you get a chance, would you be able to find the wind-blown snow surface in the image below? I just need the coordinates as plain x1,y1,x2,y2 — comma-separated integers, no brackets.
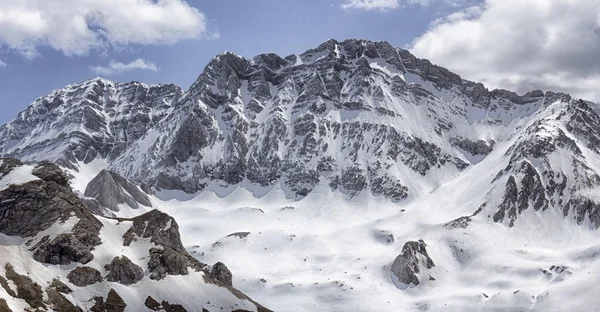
143,151,600,312
62,140,600,312
147,180,600,311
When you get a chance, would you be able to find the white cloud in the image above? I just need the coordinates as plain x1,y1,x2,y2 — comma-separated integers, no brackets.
340,0,467,10
0,59,5,67
90,58,159,76
411,0,600,102
0,0,207,58
341,0,400,11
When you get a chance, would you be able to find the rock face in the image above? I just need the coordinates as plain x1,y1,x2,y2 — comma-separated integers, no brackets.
210,262,233,287
84,169,152,213
0,80,183,170
0,39,526,202
67,266,103,287
390,240,435,287
104,256,144,285
3,40,600,232
0,160,103,267
475,100,600,228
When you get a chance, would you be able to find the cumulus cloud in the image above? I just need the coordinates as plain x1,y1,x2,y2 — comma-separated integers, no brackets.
90,58,159,76
0,0,207,58
340,0,470,10
411,0,600,102
341,0,401,10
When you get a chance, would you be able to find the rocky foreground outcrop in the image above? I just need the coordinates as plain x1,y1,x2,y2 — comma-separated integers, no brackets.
390,240,435,288
0,159,270,312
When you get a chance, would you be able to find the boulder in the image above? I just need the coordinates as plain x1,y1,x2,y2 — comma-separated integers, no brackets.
104,256,144,285
67,267,103,287
91,289,127,312
148,247,190,280
391,240,435,288
32,234,94,265
210,262,233,287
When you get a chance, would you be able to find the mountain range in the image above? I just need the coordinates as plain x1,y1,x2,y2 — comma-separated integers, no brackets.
1,39,600,311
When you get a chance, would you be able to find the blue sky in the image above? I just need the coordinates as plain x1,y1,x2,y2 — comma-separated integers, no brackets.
1,0,599,125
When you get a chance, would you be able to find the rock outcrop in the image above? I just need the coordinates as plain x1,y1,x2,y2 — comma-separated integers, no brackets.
0,160,102,240
91,289,127,312
210,262,233,287
67,266,103,287
0,160,270,312
32,234,95,265
391,240,435,288
104,256,144,285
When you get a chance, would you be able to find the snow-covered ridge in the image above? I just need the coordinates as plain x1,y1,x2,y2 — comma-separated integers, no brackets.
0,39,577,204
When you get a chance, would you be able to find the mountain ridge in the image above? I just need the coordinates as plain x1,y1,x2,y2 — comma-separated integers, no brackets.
0,39,577,200
4,38,600,311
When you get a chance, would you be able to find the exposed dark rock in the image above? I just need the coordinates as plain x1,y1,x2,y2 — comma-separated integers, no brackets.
0,158,22,177
0,275,16,298
67,266,103,287
106,289,127,312
91,289,127,312
566,197,600,229
104,255,144,285
0,178,102,240
91,296,106,312
450,137,495,158
210,262,233,287
0,299,10,312
123,209,185,251
227,232,250,239
145,296,162,310
46,287,83,312
340,165,367,193
122,210,206,278
49,277,72,294
32,234,94,265
493,161,549,226
161,301,188,312
148,247,192,280
120,210,206,276
391,240,435,287
445,216,472,229
4,263,45,309
144,296,189,312
0,163,103,270
31,161,70,186
84,169,152,212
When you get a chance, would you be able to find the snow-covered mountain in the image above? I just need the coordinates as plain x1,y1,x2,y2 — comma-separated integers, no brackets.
0,159,269,311
3,39,600,311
